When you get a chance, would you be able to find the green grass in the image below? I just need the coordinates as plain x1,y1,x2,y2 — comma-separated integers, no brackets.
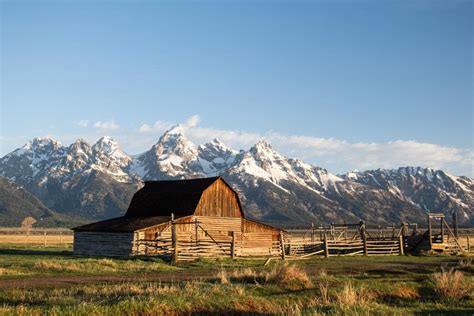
0,244,472,315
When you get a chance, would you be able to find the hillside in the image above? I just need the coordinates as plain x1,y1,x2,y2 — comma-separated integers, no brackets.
0,176,84,227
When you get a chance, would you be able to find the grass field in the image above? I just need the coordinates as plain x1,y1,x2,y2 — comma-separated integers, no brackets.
0,244,472,315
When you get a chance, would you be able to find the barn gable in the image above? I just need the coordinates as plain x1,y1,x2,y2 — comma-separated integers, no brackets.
194,178,244,218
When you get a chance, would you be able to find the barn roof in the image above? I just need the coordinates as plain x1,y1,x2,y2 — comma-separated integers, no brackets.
125,176,221,217
72,216,174,232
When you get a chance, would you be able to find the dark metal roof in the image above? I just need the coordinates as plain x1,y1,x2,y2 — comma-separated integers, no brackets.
72,216,173,232
125,176,220,217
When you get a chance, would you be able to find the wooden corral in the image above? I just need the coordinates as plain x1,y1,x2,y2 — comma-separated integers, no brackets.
73,177,284,260
405,213,469,254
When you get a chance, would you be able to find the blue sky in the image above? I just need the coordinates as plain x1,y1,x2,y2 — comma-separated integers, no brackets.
1,0,472,176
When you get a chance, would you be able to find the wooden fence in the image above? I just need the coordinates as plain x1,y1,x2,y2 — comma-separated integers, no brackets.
0,227,73,245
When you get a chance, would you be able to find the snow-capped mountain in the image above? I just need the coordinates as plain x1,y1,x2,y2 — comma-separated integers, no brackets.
1,125,472,226
0,137,139,219
342,167,474,223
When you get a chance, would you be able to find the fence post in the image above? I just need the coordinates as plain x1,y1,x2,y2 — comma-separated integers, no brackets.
279,232,286,260
171,218,178,264
231,231,236,259
323,232,329,258
362,230,368,256
427,214,433,250
467,237,470,252
43,230,47,247
59,231,62,245
399,234,405,256
195,218,199,247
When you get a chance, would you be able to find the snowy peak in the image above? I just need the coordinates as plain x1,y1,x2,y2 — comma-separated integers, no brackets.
198,138,237,176
152,124,198,158
25,137,63,151
132,125,201,179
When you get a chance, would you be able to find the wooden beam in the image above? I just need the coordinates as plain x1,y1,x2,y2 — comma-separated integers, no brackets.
279,232,286,260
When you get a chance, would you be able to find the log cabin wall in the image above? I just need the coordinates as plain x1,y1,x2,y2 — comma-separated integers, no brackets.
241,219,282,256
194,179,243,218
73,231,134,257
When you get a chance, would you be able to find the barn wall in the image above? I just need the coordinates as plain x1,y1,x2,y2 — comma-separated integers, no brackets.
73,231,134,257
194,179,242,218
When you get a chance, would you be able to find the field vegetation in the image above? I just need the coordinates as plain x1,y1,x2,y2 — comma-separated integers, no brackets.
0,244,472,315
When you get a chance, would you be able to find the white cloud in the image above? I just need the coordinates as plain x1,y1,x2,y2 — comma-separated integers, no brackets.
94,120,119,130
185,114,200,127
77,120,89,128
138,120,172,133
131,118,472,176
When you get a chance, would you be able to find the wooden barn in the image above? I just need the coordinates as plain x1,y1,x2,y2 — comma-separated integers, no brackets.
73,177,284,260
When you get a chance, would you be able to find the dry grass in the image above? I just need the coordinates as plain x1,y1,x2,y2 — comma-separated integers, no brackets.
336,281,358,305
432,268,472,301
264,263,313,290
336,281,375,307
215,264,229,285
214,263,313,290
391,284,419,300
318,280,330,305
0,267,30,276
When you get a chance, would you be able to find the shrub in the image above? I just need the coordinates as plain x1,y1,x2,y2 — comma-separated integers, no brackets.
264,263,313,290
336,281,374,307
432,268,471,301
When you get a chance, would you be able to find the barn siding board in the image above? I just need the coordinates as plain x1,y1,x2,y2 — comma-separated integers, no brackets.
73,232,135,257
194,179,242,218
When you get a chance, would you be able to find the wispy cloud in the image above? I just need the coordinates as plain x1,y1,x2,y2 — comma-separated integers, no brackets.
93,119,119,130
77,120,89,128
185,114,200,127
138,120,172,133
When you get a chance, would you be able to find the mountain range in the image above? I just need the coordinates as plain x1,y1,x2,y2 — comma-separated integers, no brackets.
1,125,472,227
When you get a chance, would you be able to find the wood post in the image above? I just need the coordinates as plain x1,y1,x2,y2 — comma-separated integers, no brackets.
59,231,62,245
399,234,405,256
467,237,470,252
279,232,286,260
231,231,236,259
440,217,444,243
171,219,178,263
194,218,198,247
311,223,314,243
362,230,368,256
323,232,329,258
43,230,46,247
427,214,433,249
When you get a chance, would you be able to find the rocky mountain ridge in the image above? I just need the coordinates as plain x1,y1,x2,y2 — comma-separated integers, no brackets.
1,125,472,227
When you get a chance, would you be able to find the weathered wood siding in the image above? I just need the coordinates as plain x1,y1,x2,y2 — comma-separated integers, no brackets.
73,231,134,257
194,178,243,218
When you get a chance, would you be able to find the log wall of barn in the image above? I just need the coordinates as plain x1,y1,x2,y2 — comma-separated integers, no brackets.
73,231,135,257
136,216,283,258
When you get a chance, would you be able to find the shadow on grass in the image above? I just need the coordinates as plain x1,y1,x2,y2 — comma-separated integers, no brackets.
416,309,474,316
0,248,73,257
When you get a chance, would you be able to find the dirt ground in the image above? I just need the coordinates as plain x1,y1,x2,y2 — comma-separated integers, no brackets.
0,255,462,290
